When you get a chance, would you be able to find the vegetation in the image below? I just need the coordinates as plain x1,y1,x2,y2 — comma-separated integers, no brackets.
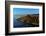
17,14,39,25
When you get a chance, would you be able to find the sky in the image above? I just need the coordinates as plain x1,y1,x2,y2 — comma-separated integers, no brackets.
13,8,39,15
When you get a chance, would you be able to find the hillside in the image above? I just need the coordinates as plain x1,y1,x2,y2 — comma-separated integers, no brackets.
16,14,39,25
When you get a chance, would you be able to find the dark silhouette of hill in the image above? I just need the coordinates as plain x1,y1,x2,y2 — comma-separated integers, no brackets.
16,14,39,26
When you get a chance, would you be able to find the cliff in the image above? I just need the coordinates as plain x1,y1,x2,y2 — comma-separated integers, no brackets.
16,14,39,25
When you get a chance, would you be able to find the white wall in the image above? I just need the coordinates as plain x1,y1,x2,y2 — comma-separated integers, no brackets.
0,0,46,36
0,0,5,36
